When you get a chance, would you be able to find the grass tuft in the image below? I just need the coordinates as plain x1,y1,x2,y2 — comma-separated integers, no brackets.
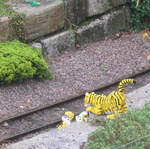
86,105,150,149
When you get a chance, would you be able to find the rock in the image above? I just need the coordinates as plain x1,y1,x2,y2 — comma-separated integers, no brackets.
103,6,130,37
0,16,15,42
76,6,130,46
30,42,43,55
76,19,105,45
41,30,75,57
87,0,126,17
63,0,87,27
87,113,107,126
12,0,65,41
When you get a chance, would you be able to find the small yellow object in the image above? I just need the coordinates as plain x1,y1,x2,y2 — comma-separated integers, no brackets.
57,111,75,130
57,122,67,130
65,111,75,120
107,114,115,120
143,33,149,38
76,111,89,122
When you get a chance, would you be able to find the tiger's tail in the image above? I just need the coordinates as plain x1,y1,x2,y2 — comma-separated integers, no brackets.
118,79,135,93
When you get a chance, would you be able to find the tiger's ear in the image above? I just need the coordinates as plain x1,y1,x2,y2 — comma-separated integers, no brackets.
85,92,89,96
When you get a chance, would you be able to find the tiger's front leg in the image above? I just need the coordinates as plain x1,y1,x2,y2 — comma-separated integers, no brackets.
116,105,128,113
86,106,102,115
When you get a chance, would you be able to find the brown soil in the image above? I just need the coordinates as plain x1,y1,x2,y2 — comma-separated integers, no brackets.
0,31,150,119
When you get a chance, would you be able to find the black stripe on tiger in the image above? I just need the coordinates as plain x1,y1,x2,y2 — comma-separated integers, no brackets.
118,79,134,93
114,92,122,105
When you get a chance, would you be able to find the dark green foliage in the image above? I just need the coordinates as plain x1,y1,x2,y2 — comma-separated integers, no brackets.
127,0,150,32
0,40,52,84
86,105,150,149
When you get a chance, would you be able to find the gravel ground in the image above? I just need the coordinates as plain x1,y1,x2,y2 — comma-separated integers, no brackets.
1,68,150,149
4,81,150,149
0,31,150,119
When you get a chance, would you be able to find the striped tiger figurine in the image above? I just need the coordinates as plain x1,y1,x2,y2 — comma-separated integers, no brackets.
57,111,75,130
84,79,135,119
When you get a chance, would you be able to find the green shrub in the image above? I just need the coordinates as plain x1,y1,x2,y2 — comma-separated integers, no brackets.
86,105,150,149
0,40,52,84
127,0,150,32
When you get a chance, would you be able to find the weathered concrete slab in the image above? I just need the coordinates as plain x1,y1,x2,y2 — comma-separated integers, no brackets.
76,19,105,45
12,0,65,41
41,30,75,57
103,6,130,37
63,0,88,27
76,6,130,46
0,16,15,42
6,122,97,149
87,0,126,17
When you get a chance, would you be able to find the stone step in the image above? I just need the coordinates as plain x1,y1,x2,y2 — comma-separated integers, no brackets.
0,16,15,42
12,0,65,41
31,6,130,58
0,0,127,42
76,6,130,46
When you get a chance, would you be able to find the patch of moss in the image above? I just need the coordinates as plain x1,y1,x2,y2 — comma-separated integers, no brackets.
86,105,150,149
0,0,25,41
0,40,52,84
0,0,14,17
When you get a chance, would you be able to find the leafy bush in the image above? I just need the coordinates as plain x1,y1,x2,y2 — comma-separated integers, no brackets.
127,0,150,32
86,105,150,149
0,40,52,84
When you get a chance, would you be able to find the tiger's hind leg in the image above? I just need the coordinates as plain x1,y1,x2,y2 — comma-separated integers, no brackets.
86,106,102,115
107,107,119,120
116,104,128,113
107,105,128,119
118,104,128,114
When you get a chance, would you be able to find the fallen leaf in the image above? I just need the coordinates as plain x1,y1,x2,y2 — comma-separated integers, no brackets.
116,33,120,37
76,44,80,48
143,33,149,38
147,55,150,60
3,122,8,127
27,99,31,104
19,105,24,109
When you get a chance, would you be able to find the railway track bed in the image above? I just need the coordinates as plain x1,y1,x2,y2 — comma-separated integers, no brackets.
1,31,150,145
1,70,150,144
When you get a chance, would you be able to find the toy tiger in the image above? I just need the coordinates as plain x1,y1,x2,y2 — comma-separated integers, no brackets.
57,111,75,130
84,79,135,119
75,111,89,123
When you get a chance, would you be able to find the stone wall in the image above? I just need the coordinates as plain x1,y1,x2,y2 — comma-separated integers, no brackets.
0,0,129,57
0,16,15,42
